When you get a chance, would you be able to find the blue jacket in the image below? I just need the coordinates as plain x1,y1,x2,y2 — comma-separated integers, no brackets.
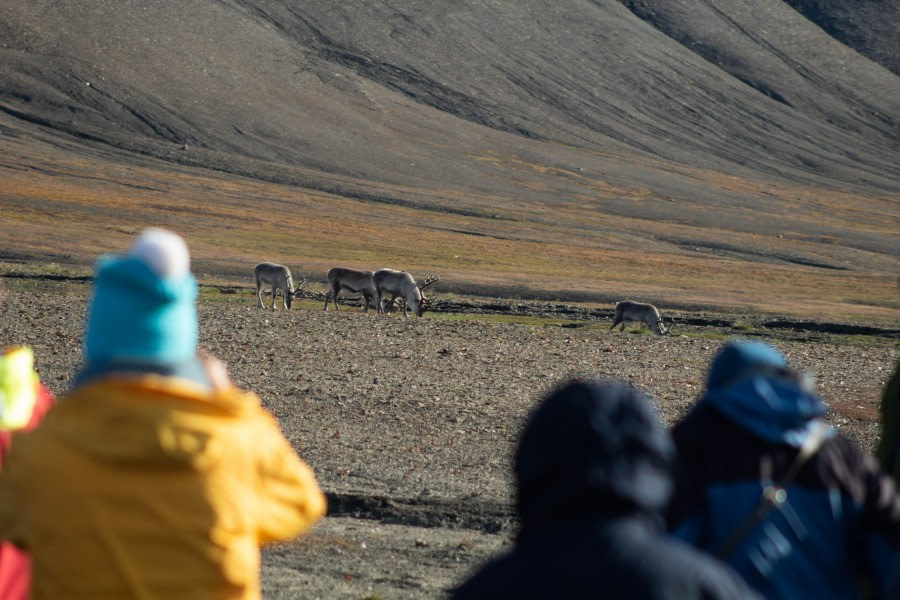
667,342,900,600
453,381,762,599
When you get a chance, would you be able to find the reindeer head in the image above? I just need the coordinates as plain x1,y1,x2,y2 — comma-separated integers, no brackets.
656,317,674,335
287,277,306,309
416,275,439,317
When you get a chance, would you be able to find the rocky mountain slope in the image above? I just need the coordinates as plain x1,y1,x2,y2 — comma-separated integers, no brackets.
2,0,897,189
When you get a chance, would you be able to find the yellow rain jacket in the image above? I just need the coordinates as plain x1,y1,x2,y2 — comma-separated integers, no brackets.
0,374,326,600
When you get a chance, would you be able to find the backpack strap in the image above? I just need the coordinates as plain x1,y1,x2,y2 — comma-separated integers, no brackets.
715,420,829,560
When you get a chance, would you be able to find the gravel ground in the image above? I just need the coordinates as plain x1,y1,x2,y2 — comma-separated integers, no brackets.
1,278,896,599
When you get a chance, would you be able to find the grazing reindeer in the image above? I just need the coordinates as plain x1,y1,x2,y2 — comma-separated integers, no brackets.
324,267,377,312
381,275,440,314
253,262,305,310
373,269,439,318
610,301,673,335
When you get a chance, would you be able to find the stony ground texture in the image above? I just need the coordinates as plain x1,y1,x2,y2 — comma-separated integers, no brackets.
1,279,896,599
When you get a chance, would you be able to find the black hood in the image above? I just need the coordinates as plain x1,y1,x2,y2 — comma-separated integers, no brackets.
515,381,674,533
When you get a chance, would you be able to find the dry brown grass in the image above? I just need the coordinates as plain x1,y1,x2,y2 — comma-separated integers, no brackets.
1,141,897,326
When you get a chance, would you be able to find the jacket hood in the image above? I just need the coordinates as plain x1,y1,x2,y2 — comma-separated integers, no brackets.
702,341,826,447
49,375,254,470
515,381,674,533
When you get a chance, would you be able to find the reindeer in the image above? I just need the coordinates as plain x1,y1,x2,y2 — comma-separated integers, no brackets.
253,262,306,310
323,267,377,312
610,301,673,335
373,269,439,318
381,274,440,315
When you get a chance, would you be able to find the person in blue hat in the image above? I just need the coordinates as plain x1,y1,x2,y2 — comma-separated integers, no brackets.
452,379,762,599
666,340,900,600
74,227,211,387
0,228,326,600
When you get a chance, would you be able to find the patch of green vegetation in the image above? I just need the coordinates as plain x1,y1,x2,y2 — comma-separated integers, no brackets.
627,327,653,336
293,298,328,311
826,334,899,350
429,311,589,328
0,261,91,279
197,287,249,304
0,277,89,298
190,289,898,350
678,330,733,342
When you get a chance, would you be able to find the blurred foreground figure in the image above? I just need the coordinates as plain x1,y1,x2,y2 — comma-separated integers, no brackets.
452,380,762,599
0,345,54,600
667,341,900,600
877,360,900,483
0,229,326,600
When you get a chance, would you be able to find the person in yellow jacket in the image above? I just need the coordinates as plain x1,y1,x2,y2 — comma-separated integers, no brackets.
0,228,326,599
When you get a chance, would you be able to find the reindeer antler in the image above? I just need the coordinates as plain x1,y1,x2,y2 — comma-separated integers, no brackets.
293,277,307,296
418,275,440,292
657,317,675,335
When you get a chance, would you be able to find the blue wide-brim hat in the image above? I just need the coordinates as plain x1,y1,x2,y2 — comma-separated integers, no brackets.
707,340,786,390
84,233,199,368
703,340,826,447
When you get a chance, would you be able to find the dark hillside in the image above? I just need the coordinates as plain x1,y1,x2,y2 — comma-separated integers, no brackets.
2,1,897,190
783,0,900,75
0,0,897,321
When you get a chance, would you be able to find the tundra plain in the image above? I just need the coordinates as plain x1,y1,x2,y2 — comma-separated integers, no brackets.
0,274,896,599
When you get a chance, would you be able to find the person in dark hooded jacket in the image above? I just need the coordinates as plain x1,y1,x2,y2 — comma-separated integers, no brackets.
877,360,900,484
452,379,762,600
666,340,900,600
